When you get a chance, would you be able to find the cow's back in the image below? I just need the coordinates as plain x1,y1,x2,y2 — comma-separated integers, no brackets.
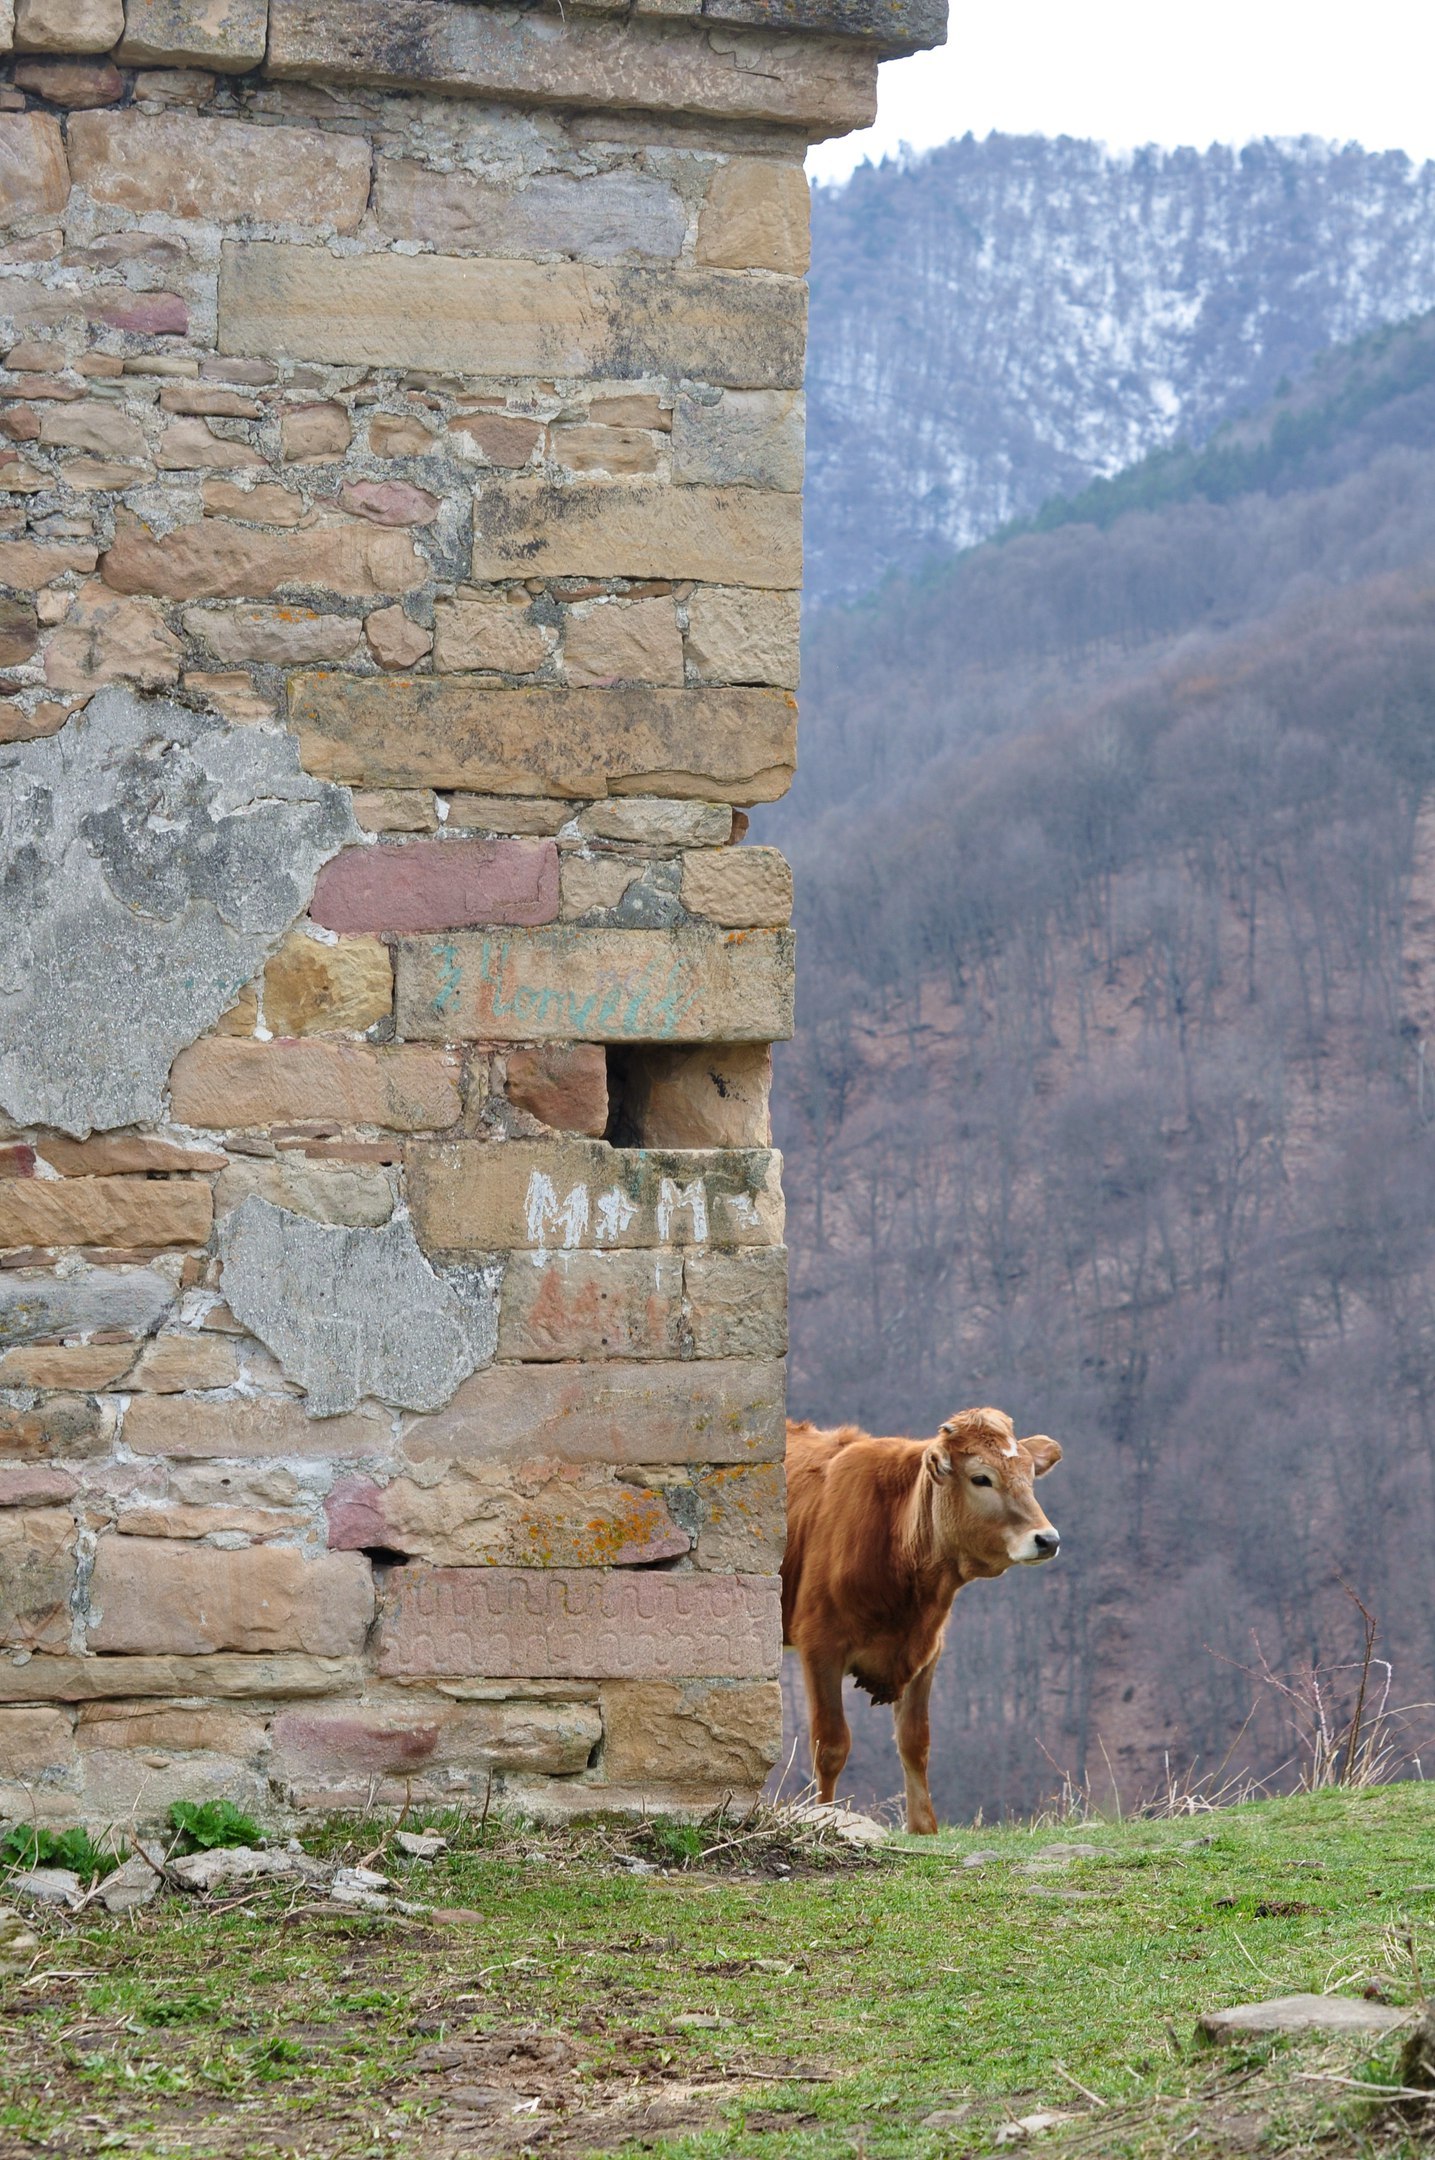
782,1417,903,1647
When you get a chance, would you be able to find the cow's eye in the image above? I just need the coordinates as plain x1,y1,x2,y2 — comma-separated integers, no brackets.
970,1473,994,1488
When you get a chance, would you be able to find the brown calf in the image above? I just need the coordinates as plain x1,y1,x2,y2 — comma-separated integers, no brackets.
781,1407,1063,1833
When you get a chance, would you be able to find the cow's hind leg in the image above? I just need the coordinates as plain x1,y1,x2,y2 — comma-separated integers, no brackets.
895,1656,940,1834
801,1650,850,1804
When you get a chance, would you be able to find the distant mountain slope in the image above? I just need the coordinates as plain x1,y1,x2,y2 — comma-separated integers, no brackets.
777,309,1435,1818
806,134,1435,603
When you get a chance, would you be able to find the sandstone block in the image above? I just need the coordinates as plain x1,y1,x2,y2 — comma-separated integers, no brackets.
201,479,306,525
38,1137,226,1175
184,606,364,664
13,55,123,104
0,540,99,586
559,856,638,918
376,1566,782,1681
279,402,352,460
290,676,796,803
0,1705,72,1778
88,1539,374,1655
44,588,181,693
686,1246,787,1358
39,403,146,460
0,1175,213,1250
265,1,876,135
15,0,122,51
76,1702,267,1756
600,1678,781,1785
406,1138,782,1251
685,585,799,688
697,158,810,275
505,1043,608,1136
447,796,572,836
0,1652,362,1701
395,925,795,1045
552,423,659,476
169,1040,461,1129
127,1333,241,1391
693,1461,785,1572
311,838,560,936
0,1466,79,1507
374,159,685,263
497,1250,686,1362
471,478,801,588
117,0,268,69
365,604,432,669
0,1398,108,1462
433,596,554,675
353,789,439,833
368,411,437,458
673,390,804,492
577,798,732,847
0,1509,74,1652
102,519,424,600
564,597,682,687
270,1697,600,1785
262,931,393,1037
327,1462,691,1568
116,1503,307,1539
612,1043,771,1147
0,1343,134,1389
219,243,805,389
157,417,263,471
213,1154,395,1230
446,411,543,467
67,111,371,230
682,845,793,926
400,1357,785,1469
122,1392,388,1458
340,479,440,528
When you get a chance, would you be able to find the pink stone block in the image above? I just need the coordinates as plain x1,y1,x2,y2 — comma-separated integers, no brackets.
0,1468,78,1509
311,837,560,934
375,1565,781,1681
94,292,188,335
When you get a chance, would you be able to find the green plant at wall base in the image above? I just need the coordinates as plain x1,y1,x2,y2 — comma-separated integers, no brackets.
165,1800,263,1853
0,1823,118,1879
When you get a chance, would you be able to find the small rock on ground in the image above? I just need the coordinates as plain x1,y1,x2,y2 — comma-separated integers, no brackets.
1199,1994,1413,2041
96,1850,163,1914
789,1802,888,1846
394,1831,447,1860
168,1846,302,1893
0,1905,38,1971
9,1867,83,1908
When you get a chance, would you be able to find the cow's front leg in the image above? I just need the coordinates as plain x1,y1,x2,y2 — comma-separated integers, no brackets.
801,1650,850,1804
895,1656,940,1834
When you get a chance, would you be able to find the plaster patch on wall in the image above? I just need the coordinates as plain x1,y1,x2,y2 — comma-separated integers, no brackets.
0,1266,176,1349
220,1197,500,1418
0,688,361,1136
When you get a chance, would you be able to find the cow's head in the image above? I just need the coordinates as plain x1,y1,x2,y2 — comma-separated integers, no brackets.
921,1407,1062,1577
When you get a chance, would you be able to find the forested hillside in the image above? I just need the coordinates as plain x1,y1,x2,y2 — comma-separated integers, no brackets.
776,308,1435,1819
807,135,1435,602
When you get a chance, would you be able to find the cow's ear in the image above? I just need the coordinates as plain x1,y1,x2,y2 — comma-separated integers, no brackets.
1024,1435,1062,1477
926,1440,954,1481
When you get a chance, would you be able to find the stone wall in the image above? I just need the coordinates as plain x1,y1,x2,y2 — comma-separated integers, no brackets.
0,0,942,1828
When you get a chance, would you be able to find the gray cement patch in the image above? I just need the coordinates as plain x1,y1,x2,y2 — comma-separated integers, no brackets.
0,688,360,1136
219,1196,499,1418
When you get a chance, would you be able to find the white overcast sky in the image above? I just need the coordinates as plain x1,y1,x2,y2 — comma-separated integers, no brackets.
807,0,1435,186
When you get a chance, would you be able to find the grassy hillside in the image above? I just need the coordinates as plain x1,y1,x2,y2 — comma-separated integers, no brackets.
4,1788,1435,2156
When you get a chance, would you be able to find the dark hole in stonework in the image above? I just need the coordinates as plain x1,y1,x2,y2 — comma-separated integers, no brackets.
605,1046,646,1147
358,1546,410,1570
604,1043,768,1149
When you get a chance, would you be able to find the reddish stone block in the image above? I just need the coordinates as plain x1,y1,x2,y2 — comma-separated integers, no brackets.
0,1145,36,1178
93,292,188,335
310,838,560,935
339,479,440,526
504,1043,608,1136
375,1566,781,1681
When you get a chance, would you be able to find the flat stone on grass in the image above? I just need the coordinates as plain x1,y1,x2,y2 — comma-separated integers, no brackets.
1198,1994,1412,2042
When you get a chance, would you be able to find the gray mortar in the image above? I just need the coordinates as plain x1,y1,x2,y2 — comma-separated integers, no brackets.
0,687,361,1136
219,1196,500,1418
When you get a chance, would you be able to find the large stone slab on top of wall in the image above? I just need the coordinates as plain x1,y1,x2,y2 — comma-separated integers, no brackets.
375,1565,781,1681
289,678,797,803
0,688,359,1136
395,924,794,1044
219,1198,499,1418
264,0,879,130
219,244,806,388
399,1358,786,1468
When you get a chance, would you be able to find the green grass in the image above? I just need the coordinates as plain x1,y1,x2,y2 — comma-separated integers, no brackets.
3,1784,1434,2157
